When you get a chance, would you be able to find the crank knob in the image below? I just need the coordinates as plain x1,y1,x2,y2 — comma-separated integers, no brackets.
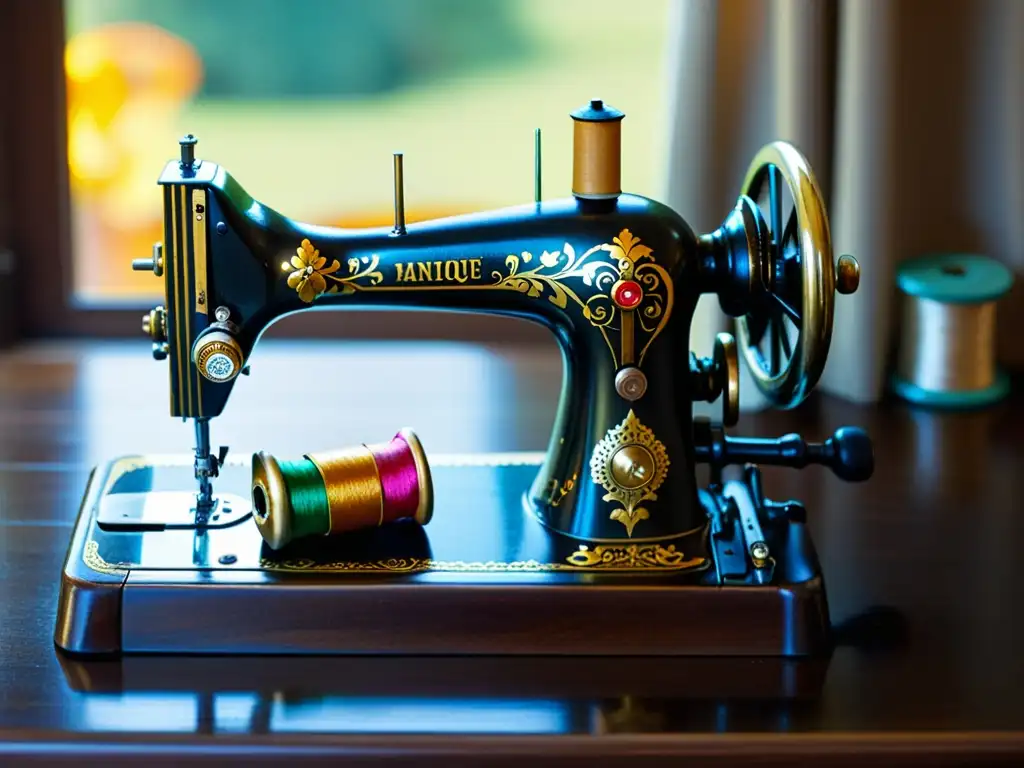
836,254,860,295
824,426,873,482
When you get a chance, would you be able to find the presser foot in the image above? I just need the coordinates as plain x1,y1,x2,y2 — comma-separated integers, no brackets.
191,418,228,525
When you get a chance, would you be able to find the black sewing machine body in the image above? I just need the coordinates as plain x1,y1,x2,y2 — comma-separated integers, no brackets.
160,162,708,544
55,100,870,658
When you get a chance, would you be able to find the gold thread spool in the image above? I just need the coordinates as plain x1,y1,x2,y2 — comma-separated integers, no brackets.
307,445,384,534
571,99,624,200
892,254,1013,409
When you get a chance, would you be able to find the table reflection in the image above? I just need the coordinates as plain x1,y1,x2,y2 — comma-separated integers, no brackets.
61,655,827,736
70,690,817,736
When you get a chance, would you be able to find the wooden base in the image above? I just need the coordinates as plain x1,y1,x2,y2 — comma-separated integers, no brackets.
55,455,830,657
58,653,829,701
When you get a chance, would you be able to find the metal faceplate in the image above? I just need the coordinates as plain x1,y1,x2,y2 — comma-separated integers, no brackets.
97,491,251,531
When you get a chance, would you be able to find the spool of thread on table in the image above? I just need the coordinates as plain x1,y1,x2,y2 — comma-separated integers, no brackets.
251,428,433,550
892,254,1013,409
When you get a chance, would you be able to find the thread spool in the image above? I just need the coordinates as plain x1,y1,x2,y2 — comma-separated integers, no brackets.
251,428,433,550
892,253,1013,409
570,99,624,200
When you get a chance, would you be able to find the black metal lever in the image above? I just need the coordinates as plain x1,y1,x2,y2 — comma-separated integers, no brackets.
694,418,874,483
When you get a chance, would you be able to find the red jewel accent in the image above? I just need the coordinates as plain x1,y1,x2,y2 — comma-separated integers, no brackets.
613,280,643,309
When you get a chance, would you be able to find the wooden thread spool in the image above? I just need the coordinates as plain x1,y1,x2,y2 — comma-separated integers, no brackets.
570,99,624,200
892,254,1013,409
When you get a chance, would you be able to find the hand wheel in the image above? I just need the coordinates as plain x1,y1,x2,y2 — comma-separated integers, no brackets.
734,141,860,409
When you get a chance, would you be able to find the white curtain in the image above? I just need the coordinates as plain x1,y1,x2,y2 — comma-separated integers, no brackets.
661,0,1024,408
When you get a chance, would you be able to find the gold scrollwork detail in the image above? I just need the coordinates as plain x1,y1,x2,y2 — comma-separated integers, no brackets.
566,543,704,570
284,230,673,369
590,409,669,537
490,229,672,368
545,473,577,507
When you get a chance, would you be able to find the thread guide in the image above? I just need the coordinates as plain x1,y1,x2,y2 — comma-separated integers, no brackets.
392,152,406,235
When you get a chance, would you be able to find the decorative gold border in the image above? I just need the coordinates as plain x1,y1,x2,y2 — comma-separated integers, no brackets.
83,540,133,575
83,538,704,576
260,543,704,574
84,537,705,575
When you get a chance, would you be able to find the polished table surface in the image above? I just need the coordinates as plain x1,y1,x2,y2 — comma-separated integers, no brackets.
1,340,1023,765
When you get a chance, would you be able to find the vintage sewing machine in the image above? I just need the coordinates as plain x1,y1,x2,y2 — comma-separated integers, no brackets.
55,99,871,658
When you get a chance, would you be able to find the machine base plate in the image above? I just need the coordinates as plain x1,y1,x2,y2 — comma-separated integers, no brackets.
55,455,829,657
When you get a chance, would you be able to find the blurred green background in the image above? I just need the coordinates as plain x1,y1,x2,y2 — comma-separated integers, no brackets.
64,0,670,303
67,0,531,99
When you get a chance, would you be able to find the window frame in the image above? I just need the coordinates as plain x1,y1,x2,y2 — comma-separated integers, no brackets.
2,0,541,344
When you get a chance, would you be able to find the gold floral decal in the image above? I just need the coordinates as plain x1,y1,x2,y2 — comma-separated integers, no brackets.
590,409,669,537
490,229,672,367
565,543,703,570
285,238,383,302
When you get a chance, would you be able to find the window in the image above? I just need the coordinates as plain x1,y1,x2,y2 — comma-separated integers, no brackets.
64,0,671,305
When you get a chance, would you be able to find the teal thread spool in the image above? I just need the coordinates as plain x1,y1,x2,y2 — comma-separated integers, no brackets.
892,254,1013,409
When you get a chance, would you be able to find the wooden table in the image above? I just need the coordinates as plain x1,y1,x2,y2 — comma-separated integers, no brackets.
1,340,1022,765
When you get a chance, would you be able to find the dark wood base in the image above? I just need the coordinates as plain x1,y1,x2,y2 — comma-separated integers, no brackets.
58,653,830,700
55,455,831,657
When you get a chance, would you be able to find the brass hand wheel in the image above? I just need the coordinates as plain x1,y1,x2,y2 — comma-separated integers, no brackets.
735,142,859,409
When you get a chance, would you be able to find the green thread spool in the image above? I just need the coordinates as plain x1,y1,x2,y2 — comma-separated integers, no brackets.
277,458,330,539
252,453,334,549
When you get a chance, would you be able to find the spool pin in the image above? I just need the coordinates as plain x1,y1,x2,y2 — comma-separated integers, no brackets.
892,253,1013,409
251,429,433,550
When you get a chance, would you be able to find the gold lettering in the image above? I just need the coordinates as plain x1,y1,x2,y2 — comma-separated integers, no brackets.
395,258,486,285
445,260,467,283
396,262,419,283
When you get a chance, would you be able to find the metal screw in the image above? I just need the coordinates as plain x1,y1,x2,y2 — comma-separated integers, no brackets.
218,554,237,565
614,367,648,401
750,541,770,568
216,222,227,235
